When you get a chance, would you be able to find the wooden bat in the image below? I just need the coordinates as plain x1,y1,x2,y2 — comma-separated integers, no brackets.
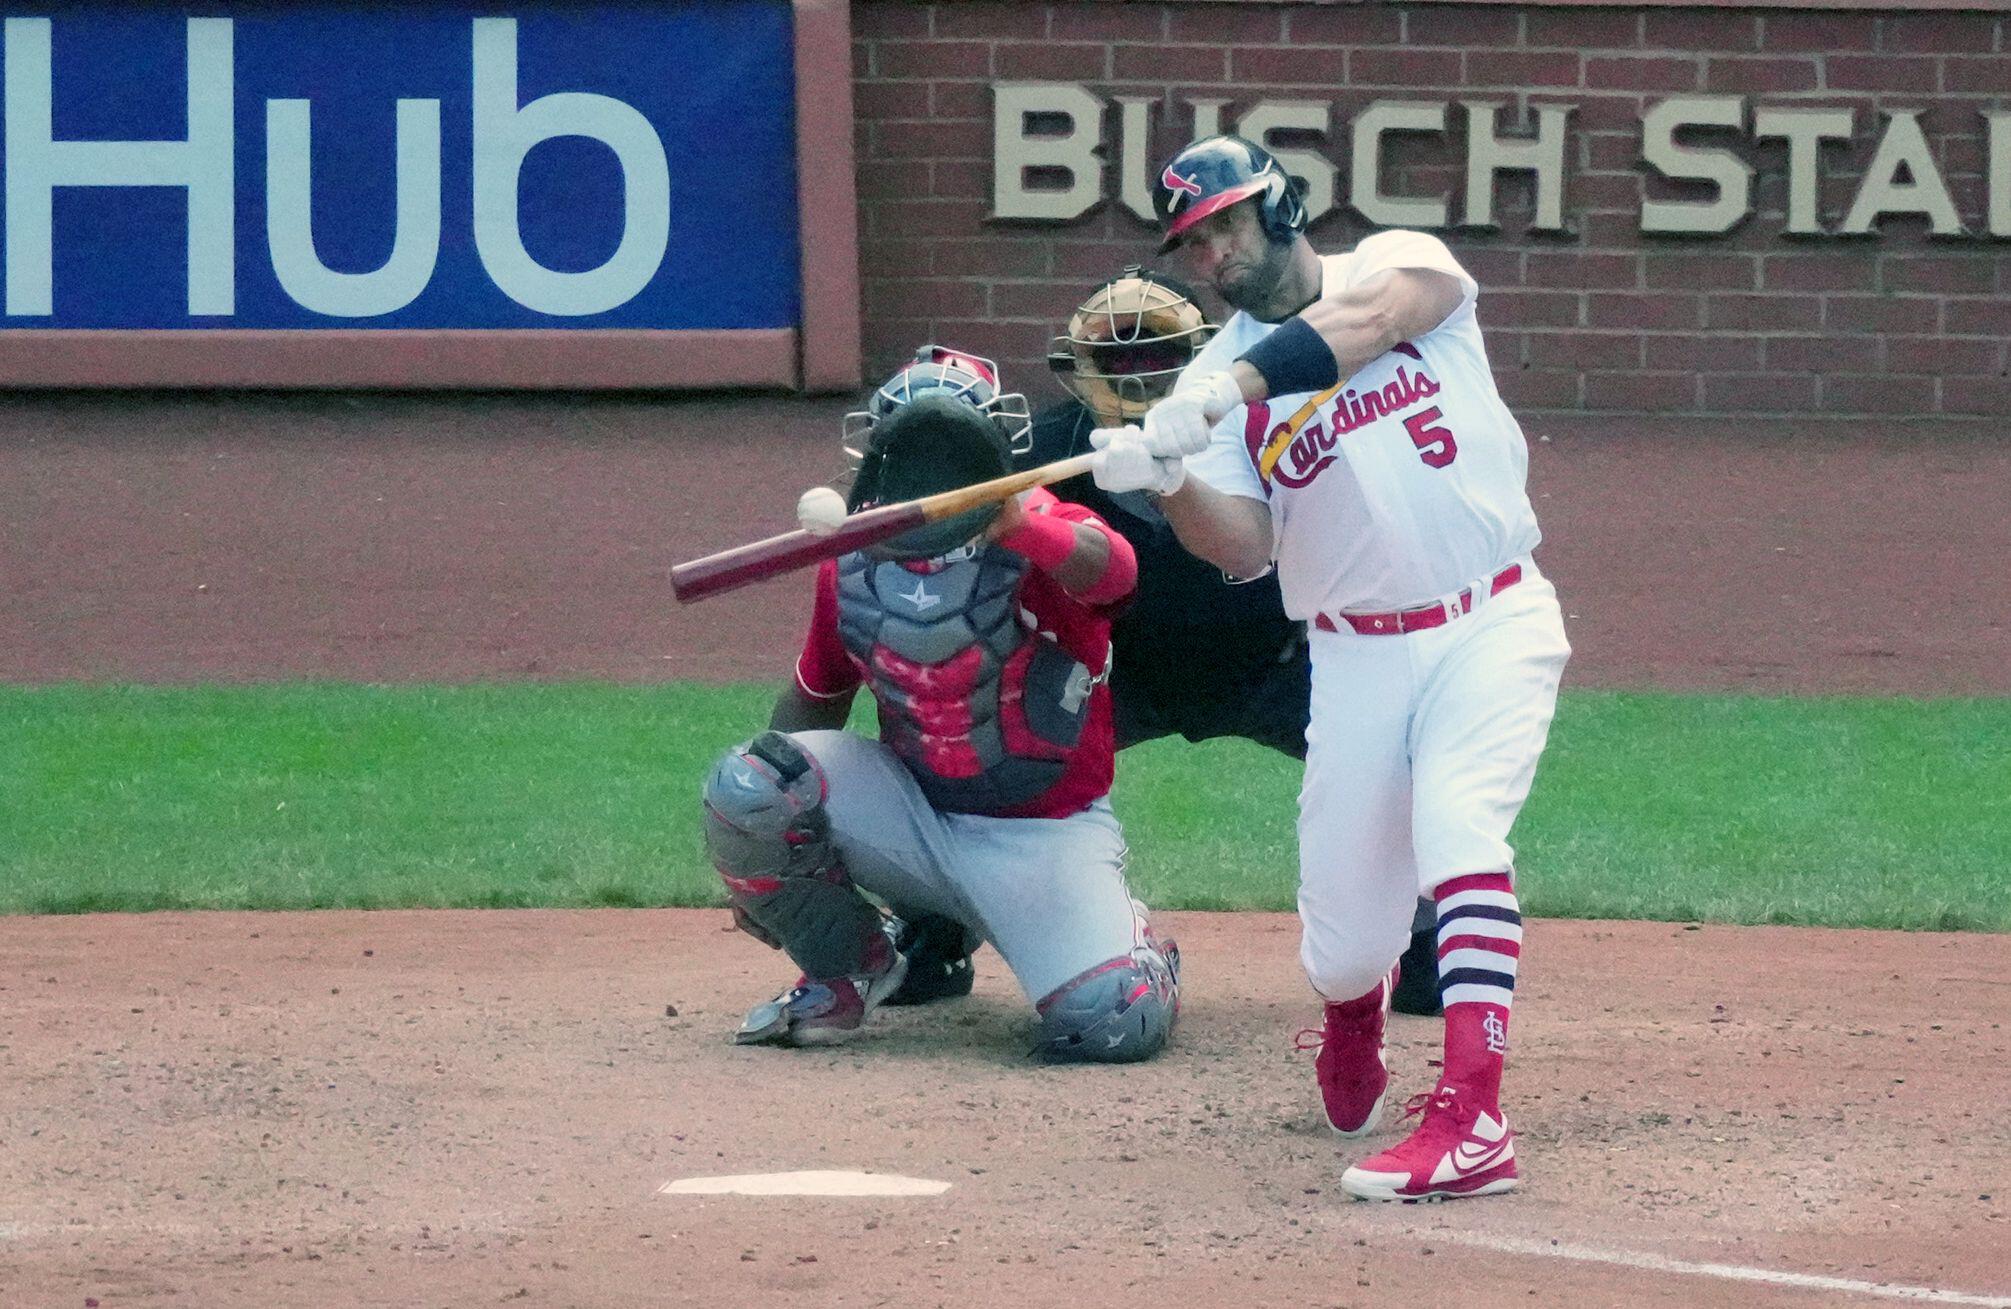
671,451,1097,604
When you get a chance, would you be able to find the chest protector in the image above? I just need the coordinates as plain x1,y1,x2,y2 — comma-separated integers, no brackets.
835,549,1097,814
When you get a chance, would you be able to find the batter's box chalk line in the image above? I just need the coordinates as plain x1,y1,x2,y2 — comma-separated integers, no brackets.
659,1170,951,1198
1442,1231,2011,1307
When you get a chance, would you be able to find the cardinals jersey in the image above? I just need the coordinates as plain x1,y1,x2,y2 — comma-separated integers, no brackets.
1182,230,1542,616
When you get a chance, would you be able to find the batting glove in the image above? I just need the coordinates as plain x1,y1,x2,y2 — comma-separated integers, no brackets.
1090,426,1186,496
1142,371,1243,458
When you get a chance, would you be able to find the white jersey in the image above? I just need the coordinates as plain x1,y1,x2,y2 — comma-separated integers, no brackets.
1183,231,1541,617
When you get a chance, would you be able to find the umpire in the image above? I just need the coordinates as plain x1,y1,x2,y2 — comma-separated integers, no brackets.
1041,268,1308,757
893,268,1440,1017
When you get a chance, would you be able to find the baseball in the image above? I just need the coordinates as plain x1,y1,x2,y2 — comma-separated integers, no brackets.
796,486,848,536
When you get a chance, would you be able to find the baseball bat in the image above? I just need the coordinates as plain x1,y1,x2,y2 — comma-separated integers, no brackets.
670,451,1097,604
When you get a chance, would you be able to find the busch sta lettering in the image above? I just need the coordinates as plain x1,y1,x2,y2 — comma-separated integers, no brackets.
2,17,671,318
995,83,2011,241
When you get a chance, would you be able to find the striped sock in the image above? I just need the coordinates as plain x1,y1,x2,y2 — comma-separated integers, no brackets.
1434,871,1522,1105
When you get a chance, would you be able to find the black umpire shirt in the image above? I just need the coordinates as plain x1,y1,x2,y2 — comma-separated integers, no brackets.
1018,400,1307,742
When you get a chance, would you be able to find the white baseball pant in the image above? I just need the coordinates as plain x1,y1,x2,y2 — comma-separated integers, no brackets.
1296,562,1570,1001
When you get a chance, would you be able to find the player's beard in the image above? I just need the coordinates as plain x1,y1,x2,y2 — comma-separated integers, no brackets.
1217,238,1298,320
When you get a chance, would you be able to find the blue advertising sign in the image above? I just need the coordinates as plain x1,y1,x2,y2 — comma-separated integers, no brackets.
0,2,801,329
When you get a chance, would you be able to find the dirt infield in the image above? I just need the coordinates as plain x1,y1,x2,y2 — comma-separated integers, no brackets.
3,393,2007,693
1,911,2005,1307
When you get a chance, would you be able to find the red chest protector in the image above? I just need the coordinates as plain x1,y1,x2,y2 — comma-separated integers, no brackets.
835,548,1096,815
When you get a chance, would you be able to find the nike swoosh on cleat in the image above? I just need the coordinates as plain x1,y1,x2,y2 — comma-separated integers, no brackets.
1452,1138,1511,1173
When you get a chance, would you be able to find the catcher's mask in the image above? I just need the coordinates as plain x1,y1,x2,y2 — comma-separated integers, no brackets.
1049,266,1217,425
841,345,1033,466
847,393,1014,561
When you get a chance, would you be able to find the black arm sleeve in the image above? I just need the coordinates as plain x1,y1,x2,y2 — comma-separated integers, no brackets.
1237,316,1341,396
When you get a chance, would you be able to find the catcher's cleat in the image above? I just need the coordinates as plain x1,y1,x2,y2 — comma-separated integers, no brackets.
1296,968,1393,1138
884,913,977,1007
733,929,910,1048
1340,1081,1519,1203
733,953,910,1048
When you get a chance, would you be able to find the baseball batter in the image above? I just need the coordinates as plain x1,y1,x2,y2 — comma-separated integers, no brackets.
1042,266,1447,1016
702,349,1180,1062
1092,136,1570,1199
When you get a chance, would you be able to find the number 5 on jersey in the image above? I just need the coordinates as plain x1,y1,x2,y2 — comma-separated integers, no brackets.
1404,406,1458,469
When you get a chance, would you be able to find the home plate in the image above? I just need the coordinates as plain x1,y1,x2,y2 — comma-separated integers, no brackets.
659,1170,951,1198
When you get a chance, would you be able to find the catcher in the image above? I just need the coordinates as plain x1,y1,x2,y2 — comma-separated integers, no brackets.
702,347,1180,1061
892,275,1448,1022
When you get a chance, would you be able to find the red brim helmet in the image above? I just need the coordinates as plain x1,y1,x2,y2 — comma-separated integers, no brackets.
1153,134,1308,253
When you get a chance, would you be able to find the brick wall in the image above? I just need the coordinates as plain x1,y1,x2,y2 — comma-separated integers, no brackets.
851,1,2011,417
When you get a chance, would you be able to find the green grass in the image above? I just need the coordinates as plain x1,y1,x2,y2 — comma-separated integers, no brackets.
1,683,770,914
3,684,2007,930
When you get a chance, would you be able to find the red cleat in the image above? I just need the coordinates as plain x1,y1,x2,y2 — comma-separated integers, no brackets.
1295,969,1393,1138
1340,1081,1519,1202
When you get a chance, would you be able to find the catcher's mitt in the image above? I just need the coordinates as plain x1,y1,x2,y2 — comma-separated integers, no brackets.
846,393,1013,560
1049,267,1217,425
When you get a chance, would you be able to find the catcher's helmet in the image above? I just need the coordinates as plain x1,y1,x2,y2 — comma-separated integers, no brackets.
847,393,1014,561
841,345,1033,465
1048,266,1217,424
1153,134,1308,253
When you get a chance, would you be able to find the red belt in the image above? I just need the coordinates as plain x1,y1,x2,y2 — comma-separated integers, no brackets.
1313,564,1524,636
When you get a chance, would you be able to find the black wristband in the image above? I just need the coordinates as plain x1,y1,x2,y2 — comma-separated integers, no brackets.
1238,316,1340,396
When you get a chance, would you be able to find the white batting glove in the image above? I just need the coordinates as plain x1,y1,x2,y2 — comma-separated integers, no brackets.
1090,426,1186,496
1142,371,1243,458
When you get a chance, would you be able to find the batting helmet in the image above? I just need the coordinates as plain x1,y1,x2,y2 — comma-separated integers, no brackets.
841,345,1033,465
1048,266,1217,424
846,393,1014,560
1153,134,1308,254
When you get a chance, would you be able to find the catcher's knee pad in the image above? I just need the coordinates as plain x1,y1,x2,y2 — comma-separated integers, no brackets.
1034,942,1180,1064
703,731,884,979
